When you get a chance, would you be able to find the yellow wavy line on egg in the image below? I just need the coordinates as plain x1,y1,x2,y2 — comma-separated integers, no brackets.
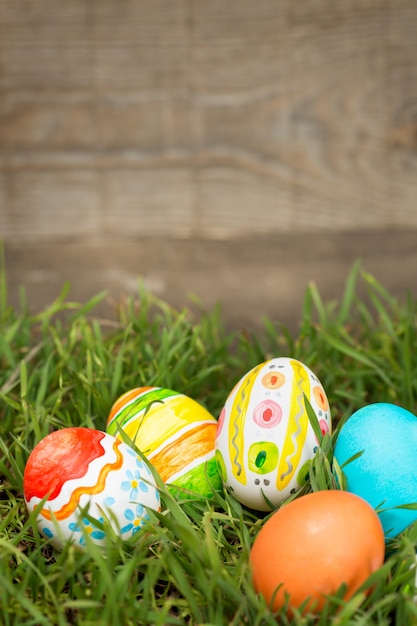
276,360,310,490
40,440,124,521
229,362,264,485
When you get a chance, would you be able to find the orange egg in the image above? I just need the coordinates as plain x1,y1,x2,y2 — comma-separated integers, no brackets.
250,490,385,614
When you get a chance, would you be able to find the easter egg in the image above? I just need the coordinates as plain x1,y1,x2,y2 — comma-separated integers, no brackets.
215,357,331,511
333,402,417,539
106,387,223,498
23,427,160,551
250,490,385,614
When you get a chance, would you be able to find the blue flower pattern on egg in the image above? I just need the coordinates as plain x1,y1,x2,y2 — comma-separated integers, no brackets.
121,469,150,501
68,516,106,546
121,503,148,536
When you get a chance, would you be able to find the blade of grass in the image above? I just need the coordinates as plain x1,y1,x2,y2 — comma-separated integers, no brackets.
336,259,362,326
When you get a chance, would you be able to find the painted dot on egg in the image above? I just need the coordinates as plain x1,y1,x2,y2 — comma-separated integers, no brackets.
262,371,285,389
248,441,279,474
107,387,223,499
23,427,161,551
215,449,228,482
313,385,329,411
252,399,282,428
216,407,226,438
319,419,329,437
297,459,311,486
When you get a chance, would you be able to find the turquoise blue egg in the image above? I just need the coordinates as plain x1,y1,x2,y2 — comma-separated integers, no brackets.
333,402,417,540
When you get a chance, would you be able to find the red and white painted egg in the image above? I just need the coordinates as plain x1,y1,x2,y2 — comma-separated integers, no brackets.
215,357,332,511
23,427,160,550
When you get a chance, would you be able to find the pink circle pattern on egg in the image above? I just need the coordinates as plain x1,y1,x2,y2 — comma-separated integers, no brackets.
253,400,282,428
319,419,330,437
216,407,226,438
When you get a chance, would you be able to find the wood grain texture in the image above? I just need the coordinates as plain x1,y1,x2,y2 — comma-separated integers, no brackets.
0,0,417,241
4,230,417,332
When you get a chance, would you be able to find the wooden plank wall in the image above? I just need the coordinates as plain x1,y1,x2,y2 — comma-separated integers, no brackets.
1,0,417,242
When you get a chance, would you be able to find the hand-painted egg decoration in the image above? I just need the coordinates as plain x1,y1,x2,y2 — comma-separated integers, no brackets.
106,387,223,499
23,427,160,551
215,357,331,511
333,402,417,540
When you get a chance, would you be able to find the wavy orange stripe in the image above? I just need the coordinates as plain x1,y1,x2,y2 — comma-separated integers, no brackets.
41,440,124,521
151,422,216,482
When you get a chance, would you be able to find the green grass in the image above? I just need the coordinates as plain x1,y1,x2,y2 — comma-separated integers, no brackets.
1,260,417,625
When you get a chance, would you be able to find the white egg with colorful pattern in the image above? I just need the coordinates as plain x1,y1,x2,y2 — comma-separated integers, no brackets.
23,427,161,551
215,357,332,511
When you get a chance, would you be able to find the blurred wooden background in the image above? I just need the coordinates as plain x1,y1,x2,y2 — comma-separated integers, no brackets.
1,1,416,330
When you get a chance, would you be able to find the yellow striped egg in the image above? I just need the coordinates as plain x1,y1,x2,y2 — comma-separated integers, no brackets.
107,387,223,498
215,357,332,511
